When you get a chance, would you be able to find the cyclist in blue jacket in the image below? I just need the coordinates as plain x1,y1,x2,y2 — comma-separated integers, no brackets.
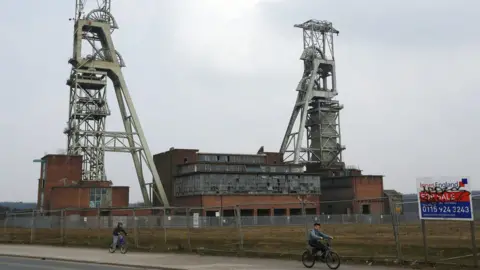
308,223,333,258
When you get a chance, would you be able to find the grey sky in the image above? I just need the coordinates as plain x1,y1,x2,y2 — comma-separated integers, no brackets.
0,0,479,202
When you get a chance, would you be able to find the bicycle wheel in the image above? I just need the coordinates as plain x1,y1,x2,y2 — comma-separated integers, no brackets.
301,250,316,268
120,244,128,254
325,251,341,269
108,245,116,253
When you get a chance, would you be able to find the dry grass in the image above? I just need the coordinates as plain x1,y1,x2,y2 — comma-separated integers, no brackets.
1,221,478,264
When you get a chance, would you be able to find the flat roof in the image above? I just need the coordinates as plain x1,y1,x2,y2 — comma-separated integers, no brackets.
198,152,267,157
41,154,82,159
324,174,384,180
51,186,130,189
155,148,281,157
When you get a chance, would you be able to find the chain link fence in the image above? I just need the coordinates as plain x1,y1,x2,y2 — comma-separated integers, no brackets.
1,198,479,267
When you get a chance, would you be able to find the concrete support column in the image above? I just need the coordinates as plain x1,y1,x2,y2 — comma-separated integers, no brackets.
286,208,291,225
270,208,274,225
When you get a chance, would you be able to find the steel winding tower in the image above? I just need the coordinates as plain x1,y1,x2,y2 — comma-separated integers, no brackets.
280,20,345,171
64,0,169,206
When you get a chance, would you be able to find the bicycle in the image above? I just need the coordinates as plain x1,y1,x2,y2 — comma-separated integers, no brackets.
301,239,341,269
108,234,128,254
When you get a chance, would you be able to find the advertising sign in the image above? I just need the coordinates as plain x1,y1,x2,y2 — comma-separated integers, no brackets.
417,177,474,221
193,212,200,228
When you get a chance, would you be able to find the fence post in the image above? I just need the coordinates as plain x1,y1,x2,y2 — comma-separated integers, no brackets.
97,208,101,240
470,221,478,268
301,199,308,240
220,198,224,227
12,213,16,236
235,205,244,251
421,219,428,263
133,209,139,248
163,207,167,244
3,211,8,235
389,199,402,261
186,208,192,251
30,210,35,244
61,210,65,245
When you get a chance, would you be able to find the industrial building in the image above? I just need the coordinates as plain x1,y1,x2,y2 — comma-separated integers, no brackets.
36,154,129,212
150,148,385,215
152,148,321,216
319,169,385,215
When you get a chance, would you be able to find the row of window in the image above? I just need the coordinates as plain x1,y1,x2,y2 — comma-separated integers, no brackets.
178,164,304,175
197,154,265,164
174,174,321,196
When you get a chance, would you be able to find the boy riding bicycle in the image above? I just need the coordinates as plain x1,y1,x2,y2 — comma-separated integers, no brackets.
111,222,128,248
308,223,334,259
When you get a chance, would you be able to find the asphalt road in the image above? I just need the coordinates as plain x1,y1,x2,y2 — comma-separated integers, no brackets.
0,256,156,270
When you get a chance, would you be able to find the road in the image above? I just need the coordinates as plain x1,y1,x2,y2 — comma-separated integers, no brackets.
0,244,414,270
0,256,155,270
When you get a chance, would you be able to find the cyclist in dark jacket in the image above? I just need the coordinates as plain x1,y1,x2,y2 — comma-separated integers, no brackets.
111,222,127,248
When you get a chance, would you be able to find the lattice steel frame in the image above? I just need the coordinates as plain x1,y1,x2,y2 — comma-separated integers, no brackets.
280,20,345,169
64,0,169,206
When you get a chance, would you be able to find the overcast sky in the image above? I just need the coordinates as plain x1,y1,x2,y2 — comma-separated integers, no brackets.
0,0,479,202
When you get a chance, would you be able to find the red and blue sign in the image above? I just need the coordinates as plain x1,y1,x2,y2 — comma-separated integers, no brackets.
416,177,474,221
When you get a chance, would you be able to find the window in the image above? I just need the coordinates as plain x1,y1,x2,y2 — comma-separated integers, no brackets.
89,188,108,208
362,204,371,215
41,161,47,180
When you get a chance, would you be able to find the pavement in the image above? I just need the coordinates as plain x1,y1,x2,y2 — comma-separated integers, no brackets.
0,256,150,270
0,244,406,270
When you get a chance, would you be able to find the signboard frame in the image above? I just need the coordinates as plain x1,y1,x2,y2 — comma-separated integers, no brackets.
416,176,474,221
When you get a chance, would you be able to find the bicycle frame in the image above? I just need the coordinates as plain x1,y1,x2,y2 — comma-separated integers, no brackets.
117,235,125,246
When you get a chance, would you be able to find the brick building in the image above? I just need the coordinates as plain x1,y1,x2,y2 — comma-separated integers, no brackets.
319,168,385,215
35,151,385,217
152,148,386,216
153,148,322,216
36,154,129,212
